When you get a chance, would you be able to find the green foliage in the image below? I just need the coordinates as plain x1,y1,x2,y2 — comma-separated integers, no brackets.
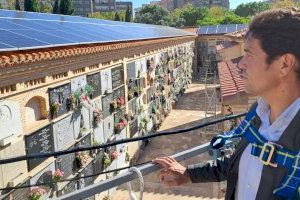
0,3,2,9
40,0,52,13
196,7,250,26
125,6,132,22
88,11,115,20
24,0,40,12
59,0,74,15
15,0,21,10
53,0,60,14
134,5,169,25
114,12,120,21
234,2,270,17
179,4,207,26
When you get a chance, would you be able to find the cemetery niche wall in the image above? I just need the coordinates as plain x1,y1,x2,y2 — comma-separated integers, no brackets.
0,37,194,198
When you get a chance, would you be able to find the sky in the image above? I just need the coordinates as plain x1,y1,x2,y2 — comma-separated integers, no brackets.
126,0,262,10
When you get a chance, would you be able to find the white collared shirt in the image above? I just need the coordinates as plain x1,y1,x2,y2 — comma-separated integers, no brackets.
235,97,300,200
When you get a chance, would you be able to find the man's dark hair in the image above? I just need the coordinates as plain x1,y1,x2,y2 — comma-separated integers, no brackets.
246,7,300,80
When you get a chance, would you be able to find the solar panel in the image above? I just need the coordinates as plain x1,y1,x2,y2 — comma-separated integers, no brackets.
197,24,248,35
217,24,228,34
0,9,193,52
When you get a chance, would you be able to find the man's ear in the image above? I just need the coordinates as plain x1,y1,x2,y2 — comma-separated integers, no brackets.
279,53,296,77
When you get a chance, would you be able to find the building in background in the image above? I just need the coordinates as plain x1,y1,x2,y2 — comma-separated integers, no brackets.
140,0,229,12
116,1,132,13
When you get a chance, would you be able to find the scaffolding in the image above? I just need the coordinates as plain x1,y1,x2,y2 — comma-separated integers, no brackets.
204,60,218,134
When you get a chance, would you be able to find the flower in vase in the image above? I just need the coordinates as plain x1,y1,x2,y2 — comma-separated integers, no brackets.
28,187,46,200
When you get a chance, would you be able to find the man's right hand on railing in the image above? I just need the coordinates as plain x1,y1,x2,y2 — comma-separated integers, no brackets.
152,156,191,187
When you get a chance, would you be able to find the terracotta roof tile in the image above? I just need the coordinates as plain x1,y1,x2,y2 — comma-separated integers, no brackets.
218,56,246,101
0,36,195,68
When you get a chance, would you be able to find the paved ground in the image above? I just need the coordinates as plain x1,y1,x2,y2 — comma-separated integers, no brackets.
111,83,225,200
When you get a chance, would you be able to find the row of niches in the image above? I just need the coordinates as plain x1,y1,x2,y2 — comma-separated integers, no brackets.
0,42,194,198
0,45,193,147
2,131,128,199
24,47,193,172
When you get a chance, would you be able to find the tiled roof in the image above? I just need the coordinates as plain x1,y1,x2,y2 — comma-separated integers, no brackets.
218,57,246,101
0,36,195,68
216,41,239,51
224,28,247,39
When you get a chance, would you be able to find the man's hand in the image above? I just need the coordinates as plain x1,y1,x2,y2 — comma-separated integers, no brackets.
152,156,191,187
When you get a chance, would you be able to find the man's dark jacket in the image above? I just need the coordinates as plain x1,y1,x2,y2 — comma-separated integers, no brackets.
187,104,300,200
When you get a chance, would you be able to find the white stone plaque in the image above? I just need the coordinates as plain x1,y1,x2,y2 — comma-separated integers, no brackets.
0,100,22,142
53,115,75,151
103,115,114,143
100,68,113,95
71,75,87,93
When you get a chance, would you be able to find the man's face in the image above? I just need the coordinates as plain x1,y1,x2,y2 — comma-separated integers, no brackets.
238,36,280,96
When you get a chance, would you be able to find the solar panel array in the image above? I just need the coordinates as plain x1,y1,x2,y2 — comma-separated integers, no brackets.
197,24,248,35
0,9,194,52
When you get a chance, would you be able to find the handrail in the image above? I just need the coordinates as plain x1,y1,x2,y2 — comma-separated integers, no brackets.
55,142,212,200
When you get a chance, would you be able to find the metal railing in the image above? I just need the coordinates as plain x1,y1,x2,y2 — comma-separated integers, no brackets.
55,142,214,200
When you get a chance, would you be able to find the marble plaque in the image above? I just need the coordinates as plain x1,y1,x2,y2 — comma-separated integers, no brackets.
71,75,87,93
76,133,92,156
127,61,136,81
135,59,142,77
103,115,114,143
93,120,104,144
114,108,125,123
87,73,101,98
0,100,23,141
81,162,94,187
56,145,75,178
111,65,124,89
25,125,54,171
81,106,91,130
154,54,160,66
60,178,78,196
53,115,75,151
72,110,82,139
93,151,104,175
100,68,113,95
102,93,113,118
49,83,71,117
116,128,126,153
146,87,153,104
140,57,147,75
30,161,55,185
146,119,153,132
129,119,138,138
128,98,137,116
113,86,125,100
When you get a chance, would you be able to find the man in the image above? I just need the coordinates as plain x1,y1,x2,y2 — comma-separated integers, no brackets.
153,7,300,200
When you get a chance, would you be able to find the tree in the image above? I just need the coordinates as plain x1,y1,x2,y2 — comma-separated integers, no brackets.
40,0,52,13
15,0,21,10
114,12,120,21
134,5,169,25
220,11,250,24
125,6,131,22
179,4,207,26
235,2,270,17
59,0,74,15
88,11,115,20
0,3,2,9
24,0,40,12
53,0,60,14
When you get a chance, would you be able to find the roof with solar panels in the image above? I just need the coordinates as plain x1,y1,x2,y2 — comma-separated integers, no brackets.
0,9,194,52
197,24,248,35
